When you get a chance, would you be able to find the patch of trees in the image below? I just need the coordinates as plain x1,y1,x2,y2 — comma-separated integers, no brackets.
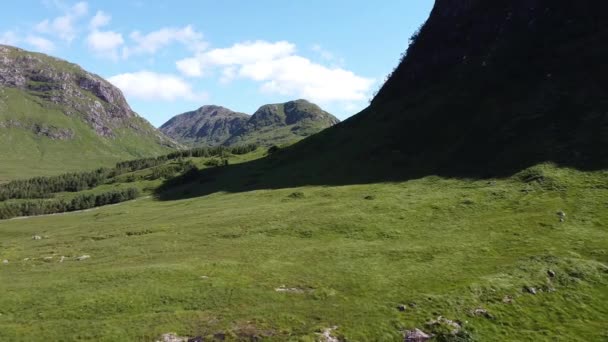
116,144,257,172
0,168,113,201
0,144,257,201
0,188,139,220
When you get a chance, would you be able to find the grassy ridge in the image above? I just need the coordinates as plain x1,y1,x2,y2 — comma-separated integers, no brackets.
0,161,606,341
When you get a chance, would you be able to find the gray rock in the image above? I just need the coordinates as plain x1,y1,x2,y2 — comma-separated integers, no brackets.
397,304,407,312
404,328,432,342
2,259,8,264
32,235,42,240
547,269,556,278
525,286,537,295
76,255,90,261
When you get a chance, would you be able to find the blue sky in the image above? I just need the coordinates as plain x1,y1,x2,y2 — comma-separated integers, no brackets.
0,0,434,127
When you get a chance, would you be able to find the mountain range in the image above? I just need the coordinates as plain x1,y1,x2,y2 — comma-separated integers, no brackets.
159,99,339,147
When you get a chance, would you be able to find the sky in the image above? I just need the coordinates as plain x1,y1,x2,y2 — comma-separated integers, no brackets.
0,0,434,127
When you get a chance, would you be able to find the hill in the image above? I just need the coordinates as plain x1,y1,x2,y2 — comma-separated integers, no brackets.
160,99,339,147
159,105,249,147
0,45,179,181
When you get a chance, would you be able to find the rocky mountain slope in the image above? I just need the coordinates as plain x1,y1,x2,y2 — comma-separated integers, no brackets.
159,105,249,147
0,45,179,181
160,99,339,147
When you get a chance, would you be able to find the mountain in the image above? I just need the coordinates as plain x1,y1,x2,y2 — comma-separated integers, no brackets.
160,99,339,147
224,99,340,147
157,0,608,198
0,45,179,181
265,0,608,183
159,105,249,146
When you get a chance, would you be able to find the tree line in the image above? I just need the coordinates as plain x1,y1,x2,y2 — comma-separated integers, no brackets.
116,144,257,173
0,188,139,220
0,144,258,201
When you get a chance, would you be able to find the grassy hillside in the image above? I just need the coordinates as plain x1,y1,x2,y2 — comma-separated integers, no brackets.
0,88,171,182
0,45,178,182
0,158,606,341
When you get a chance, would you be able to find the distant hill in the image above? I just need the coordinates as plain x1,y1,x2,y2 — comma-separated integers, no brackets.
159,105,249,147
0,45,180,181
160,99,339,147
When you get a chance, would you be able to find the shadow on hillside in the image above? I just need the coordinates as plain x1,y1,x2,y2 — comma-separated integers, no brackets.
154,134,607,201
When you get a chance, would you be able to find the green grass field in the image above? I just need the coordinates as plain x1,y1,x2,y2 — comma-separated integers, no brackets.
0,155,606,341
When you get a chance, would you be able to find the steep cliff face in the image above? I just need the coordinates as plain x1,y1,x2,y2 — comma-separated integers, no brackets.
0,45,179,180
160,106,249,147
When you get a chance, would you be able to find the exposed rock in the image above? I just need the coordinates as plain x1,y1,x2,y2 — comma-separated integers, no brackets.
397,304,407,312
275,285,308,294
557,211,566,222
426,316,461,335
2,259,8,264
547,269,556,278
157,333,189,342
471,308,493,319
76,255,90,261
32,235,42,240
502,295,513,304
524,286,537,295
404,328,432,342
59,256,66,263
318,326,339,342
43,256,53,262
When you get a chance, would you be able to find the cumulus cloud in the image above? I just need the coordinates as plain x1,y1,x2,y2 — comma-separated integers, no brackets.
86,30,123,59
176,40,374,104
25,35,55,52
108,71,207,101
85,11,124,60
35,1,89,42
123,25,206,58
89,10,111,30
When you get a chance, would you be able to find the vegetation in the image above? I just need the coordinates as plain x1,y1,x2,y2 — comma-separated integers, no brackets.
0,163,606,341
0,187,139,219
0,144,257,202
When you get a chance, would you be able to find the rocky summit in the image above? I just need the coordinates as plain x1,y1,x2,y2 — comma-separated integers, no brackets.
161,99,339,147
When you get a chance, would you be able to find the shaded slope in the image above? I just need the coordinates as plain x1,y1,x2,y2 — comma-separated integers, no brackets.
0,45,179,181
157,0,608,199
159,105,249,147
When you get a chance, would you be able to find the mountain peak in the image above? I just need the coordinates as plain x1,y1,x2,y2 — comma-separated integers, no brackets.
161,99,340,147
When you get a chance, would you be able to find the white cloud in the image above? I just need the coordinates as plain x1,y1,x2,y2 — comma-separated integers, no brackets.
176,40,374,104
35,1,89,42
176,57,203,77
123,25,206,58
0,31,19,45
108,71,207,102
25,35,55,52
89,10,111,30
175,40,295,78
86,30,124,59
